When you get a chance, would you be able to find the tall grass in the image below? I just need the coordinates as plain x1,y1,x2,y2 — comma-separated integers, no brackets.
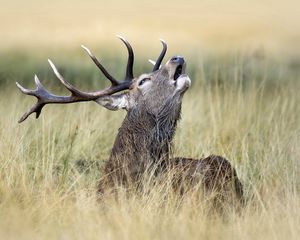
0,52,299,239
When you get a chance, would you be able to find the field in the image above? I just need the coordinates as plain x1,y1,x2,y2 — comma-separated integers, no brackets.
1,0,300,239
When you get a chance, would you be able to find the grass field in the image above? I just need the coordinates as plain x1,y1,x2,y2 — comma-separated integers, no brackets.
1,0,300,239
0,51,299,239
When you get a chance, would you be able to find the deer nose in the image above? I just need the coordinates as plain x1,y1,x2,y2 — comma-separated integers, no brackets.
170,56,185,65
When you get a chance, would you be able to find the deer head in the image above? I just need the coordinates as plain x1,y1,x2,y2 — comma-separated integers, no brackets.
17,36,191,123
97,55,191,118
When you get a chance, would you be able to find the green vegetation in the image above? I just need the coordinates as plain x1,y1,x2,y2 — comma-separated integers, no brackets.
0,51,299,239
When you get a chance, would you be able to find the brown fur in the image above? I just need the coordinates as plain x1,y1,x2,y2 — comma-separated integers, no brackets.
97,58,244,206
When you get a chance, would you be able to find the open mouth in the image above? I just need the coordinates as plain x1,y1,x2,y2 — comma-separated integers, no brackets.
174,65,183,80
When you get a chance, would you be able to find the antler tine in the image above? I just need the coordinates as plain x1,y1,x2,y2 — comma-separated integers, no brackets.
48,59,89,97
48,60,71,90
148,59,156,66
117,35,134,81
81,45,119,86
18,103,44,123
153,39,167,71
16,82,34,95
16,75,49,123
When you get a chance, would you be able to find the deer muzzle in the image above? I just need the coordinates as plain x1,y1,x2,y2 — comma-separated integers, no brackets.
171,56,186,81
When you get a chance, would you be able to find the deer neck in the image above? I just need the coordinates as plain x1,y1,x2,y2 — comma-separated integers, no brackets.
109,100,182,166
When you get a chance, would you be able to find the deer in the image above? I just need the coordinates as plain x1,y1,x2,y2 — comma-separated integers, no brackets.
17,37,244,208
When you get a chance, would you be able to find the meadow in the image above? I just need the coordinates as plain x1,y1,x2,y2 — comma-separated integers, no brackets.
1,0,300,239
0,49,299,239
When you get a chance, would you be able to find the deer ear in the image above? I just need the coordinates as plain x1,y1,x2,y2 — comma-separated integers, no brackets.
95,94,129,111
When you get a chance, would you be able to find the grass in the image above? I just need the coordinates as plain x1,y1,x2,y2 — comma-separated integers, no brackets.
0,51,299,239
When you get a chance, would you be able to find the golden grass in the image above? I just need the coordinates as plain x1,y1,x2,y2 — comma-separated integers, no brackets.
0,53,299,239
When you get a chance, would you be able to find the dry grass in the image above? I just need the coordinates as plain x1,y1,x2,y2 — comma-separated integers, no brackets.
0,52,299,239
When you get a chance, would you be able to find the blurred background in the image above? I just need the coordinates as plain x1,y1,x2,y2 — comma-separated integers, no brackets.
1,0,300,53
1,0,299,88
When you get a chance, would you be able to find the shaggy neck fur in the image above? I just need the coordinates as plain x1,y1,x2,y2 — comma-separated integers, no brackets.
106,95,182,179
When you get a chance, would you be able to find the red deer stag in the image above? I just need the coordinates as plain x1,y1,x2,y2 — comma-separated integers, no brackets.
17,37,243,206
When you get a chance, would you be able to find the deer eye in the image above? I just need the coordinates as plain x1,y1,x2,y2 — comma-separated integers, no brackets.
138,78,150,86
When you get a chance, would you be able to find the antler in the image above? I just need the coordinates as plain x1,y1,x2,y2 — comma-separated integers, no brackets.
153,39,167,71
16,36,135,123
